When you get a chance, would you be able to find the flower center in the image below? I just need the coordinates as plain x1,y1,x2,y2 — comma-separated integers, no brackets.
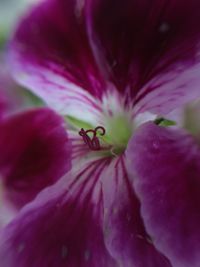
76,113,133,156
103,114,133,155
67,112,176,157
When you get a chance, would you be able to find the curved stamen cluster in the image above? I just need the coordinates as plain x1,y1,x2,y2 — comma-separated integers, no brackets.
79,126,106,151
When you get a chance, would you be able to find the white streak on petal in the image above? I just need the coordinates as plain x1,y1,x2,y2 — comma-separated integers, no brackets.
10,53,103,125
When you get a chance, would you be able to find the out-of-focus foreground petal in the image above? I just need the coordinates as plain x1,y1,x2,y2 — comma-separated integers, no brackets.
0,108,72,208
127,122,200,267
0,155,172,267
0,158,118,267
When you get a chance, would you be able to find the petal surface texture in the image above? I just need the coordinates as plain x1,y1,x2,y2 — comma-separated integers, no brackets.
0,158,117,267
87,0,200,114
10,0,200,117
0,108,72,208
0,156,172,267
127,123,200,267
9,0,104,123
102,157,172,267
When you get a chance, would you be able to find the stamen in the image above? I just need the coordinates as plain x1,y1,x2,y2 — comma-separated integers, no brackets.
79,126,106,151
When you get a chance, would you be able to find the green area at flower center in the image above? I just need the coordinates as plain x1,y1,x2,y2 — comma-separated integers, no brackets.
66,114,133,156
103,115,133,154
66,114,177,156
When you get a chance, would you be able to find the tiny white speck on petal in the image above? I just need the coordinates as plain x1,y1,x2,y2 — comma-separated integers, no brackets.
104,227,110,237
112,207,118,215
126,213,131,222
152,141,160,150
84,249,91,261
61,246,68,259
17,243,25,253
159,22,170,33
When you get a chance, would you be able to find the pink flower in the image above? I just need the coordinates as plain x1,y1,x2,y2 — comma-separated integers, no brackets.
1,0,200,266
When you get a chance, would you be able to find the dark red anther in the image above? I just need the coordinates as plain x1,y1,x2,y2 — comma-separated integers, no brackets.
79,126,106,151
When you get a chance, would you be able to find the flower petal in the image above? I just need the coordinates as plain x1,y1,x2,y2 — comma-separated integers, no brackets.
0,108,71,208
102,156,172,267
9,0,105,123
87,0,200,111
127,122,200,267
0,158,118,267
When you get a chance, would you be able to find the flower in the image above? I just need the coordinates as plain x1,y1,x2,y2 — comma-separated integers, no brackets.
1,0,200,266
0,56,72,211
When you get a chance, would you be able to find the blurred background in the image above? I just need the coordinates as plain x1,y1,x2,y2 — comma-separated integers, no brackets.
0,0,43,227
0,0,38,48
0,0,43,111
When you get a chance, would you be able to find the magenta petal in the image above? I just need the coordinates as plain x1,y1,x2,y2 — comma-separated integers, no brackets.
0,159,118,267
102,157,172,267
10,0,105,99
127,123,200,267
0,108,71,208
87,0,200,109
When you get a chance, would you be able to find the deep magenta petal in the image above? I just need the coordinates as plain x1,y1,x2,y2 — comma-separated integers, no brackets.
10,0,105,98
0,108,71,208
102,157,172,267
0,159,118,267
87,0,200,110
10,0,200,115
127,123,200,267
